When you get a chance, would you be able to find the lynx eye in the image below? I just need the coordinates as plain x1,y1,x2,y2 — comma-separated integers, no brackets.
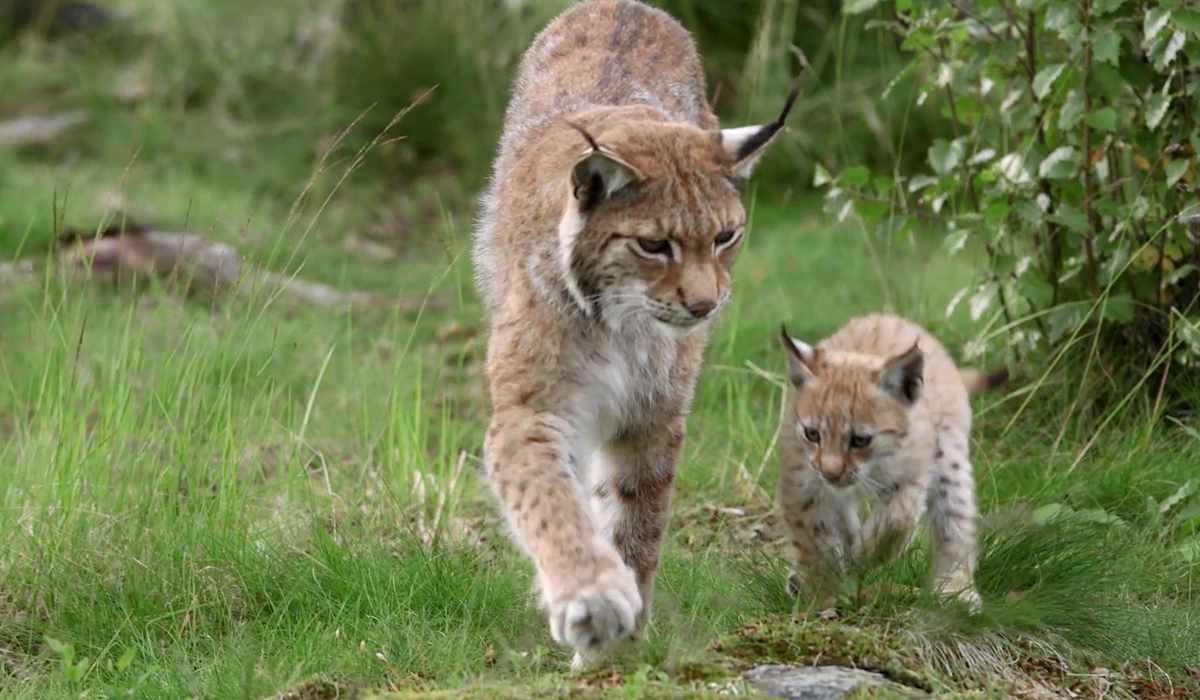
635,237,672,256
849,433,873,450
713,230,737,248
802,425,820,444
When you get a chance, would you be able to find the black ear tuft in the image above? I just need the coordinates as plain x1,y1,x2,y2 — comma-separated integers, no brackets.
732,77,801,164
565,120,642,213
779,324,817,388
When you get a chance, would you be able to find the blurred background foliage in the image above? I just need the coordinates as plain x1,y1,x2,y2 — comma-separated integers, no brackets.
0,0,950,195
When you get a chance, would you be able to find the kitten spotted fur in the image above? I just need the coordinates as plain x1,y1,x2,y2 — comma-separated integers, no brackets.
776,313,1007,612
472,0,795,668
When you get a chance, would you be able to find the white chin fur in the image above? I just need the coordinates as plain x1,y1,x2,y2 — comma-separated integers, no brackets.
655,318,703,340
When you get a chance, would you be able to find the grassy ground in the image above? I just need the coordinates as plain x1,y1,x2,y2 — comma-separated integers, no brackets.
2,2,1199,699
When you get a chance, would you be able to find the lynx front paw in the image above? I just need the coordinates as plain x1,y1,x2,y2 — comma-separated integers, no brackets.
546,559,642,658
935,579,982,614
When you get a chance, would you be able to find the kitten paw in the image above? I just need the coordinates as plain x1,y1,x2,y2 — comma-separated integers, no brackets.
785,570,837,611
547,558,642,657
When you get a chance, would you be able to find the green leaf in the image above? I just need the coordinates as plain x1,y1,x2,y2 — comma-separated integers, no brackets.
853,199,890,226
813,163,832,187
1178,535,1200,563
1032,62,1067,99
1165,264,1198,286
1146,93,1172,131
1050,203,1089,233
1175,9,1200,36
1167,158,1190,187
1085,107,1118,131
1158,30,1187,68
1059,90,1086,128
1100,294,1136,322
45,637,71,658
115,647,137,672
1145,8,1172,38
1159,479,1198,517
1119,56,1158,90
1094,0,1127,16
1093,31,1122,65
928,138,965,176
836,166,871,188
968,148,996,165
997,152,1030,185
1038,146,1079,179
907,174,938,193
843,0,881,14
1032,503,1067,524
1088,63,1126,99
1032,502,1128,528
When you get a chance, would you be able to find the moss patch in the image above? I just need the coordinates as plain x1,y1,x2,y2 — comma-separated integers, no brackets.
710,614,936,691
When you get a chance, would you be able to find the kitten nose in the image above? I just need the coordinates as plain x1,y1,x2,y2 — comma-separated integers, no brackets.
686,299,717,318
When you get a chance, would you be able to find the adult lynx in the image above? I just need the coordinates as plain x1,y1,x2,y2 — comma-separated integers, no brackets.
472,0,795,668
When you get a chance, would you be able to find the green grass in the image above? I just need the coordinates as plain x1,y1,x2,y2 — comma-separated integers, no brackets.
1,1,1198,699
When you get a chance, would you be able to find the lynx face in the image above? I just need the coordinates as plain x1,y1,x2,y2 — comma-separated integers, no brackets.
779,330,924,489
557,121,783,335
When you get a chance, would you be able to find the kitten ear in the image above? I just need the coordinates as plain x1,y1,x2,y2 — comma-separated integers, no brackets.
566,121,643,212
720,79,800,179
780,324,818,388
878,343,924,406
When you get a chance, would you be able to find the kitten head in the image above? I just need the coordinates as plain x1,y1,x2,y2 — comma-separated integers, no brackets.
555,86,797,335
778,325,924,489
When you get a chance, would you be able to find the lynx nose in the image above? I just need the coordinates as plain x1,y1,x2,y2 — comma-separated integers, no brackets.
686,299,717,319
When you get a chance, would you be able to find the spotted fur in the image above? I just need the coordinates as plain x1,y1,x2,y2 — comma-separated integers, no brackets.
472,0,793,669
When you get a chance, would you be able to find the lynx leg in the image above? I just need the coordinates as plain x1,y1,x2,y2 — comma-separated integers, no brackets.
577,422,683,670
484,407,642,659
778,479,856,606
852,479,926,569
927,437,982,612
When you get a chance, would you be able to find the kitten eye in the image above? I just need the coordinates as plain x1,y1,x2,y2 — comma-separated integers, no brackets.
635,237,672,256
802,425,820,444
849,434,873,450
713,230,737,248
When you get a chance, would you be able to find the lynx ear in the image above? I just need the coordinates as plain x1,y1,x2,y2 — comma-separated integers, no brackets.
567,121,643,213
878,343,924,406
780,324,818,388
720,80,800,179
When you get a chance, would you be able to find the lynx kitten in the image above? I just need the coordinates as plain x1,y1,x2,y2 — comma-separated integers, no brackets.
472,0,795,668
776,313,1007,612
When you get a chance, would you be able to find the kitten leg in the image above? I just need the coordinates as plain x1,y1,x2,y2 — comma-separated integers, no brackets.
577,421,683,670
852,479,926,568
778,475,855,607
484,407,642,660
927,436,982,612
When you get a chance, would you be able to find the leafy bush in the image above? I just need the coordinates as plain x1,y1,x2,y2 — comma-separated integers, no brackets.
820,0,1200,411
651,0,950,186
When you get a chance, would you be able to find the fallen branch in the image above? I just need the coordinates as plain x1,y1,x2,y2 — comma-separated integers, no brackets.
10,221,441,314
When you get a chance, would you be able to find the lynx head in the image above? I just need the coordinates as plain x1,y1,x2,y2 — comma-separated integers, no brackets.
778,326,924,489
556,86,798,335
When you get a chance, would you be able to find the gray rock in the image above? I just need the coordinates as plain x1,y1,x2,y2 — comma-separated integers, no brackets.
743,664,929,700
